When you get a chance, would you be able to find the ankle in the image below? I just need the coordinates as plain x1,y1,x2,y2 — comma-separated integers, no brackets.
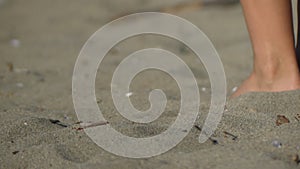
253,54,299,82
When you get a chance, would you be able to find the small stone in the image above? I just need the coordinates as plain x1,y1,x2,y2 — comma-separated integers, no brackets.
63,115,70,120
224,106,228,112
201,87,207,92
125,92,133,97
231,86,238,93
272,140,282,148
24,122,28,126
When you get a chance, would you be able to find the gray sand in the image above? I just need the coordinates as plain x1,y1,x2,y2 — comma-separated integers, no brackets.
0,0,300,168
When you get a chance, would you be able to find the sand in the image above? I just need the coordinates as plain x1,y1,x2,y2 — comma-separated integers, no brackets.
0,0,300,168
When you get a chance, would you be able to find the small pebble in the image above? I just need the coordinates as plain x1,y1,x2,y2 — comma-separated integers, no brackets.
24,122,28,126
231,86,238,93
125,92,133,97
272,140,282,148
10,39,20,48
201,87,207,92
63,115,70,120
224,106,228,112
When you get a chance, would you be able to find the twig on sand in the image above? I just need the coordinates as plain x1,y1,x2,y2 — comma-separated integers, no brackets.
194,125,218,145
73,121,83,124
223,131,238,141
12,151,19,155
49,119,68,128
75,121,109,131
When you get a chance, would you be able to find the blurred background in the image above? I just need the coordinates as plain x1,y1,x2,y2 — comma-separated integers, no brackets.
0,0,298,114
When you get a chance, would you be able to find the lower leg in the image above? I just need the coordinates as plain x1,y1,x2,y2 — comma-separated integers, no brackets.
296,0,300,68
232,0,300,98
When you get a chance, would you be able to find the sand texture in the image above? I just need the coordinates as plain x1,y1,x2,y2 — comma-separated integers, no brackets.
0,0,300,168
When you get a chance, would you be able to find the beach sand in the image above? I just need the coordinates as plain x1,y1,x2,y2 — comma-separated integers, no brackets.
0,0,300,168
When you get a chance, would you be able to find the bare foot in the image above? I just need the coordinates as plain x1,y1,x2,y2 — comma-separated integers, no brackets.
231,71,300,98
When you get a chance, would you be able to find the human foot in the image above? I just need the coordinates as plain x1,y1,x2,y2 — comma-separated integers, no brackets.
231,71,300,98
